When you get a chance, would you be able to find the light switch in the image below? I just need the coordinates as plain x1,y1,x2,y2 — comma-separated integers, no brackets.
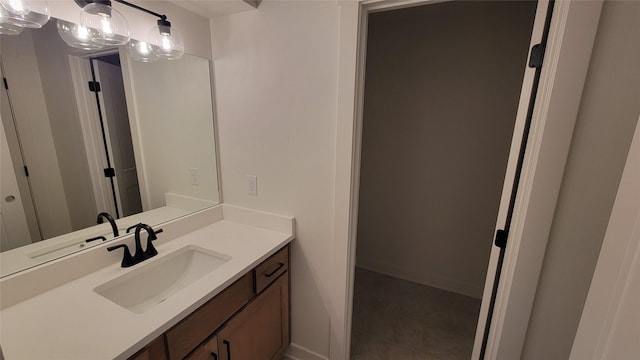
248,175,257,196
190,168,199,185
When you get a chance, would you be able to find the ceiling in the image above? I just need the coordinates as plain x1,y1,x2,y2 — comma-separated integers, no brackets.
167,0,260,18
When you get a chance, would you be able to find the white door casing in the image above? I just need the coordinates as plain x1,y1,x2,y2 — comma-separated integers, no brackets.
331,1,603,359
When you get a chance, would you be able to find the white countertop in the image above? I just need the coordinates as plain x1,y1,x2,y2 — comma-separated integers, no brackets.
0,205,294,359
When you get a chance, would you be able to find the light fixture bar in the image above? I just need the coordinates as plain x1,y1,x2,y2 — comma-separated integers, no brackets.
112,0,166,22
74,0,167,23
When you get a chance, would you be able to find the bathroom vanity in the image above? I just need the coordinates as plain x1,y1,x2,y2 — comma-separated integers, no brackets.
131,245,289,360
0,205,294,359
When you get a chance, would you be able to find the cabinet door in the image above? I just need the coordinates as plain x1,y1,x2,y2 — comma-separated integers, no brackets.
218,272,289,360
185,335,218,360
166,274,253,360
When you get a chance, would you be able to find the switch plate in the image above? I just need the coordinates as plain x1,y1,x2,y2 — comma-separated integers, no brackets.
248,175,257,196
190,168,199,185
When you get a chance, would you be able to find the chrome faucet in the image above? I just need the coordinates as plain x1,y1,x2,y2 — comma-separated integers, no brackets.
97,212,119,237
107,223,163,268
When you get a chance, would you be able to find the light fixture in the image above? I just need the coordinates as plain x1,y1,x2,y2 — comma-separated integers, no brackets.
125,39,159,62
0,22,23,35
0,5,24,34
0,0,50,28
1,0,183,62
147,17,183,60
57,19,104,50
76,0,129,46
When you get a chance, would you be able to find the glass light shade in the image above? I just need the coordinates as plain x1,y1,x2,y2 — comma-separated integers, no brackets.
148,24,184,60
126,39,159,62
0,21,23,34
79,2,129,46
57,19,104,50
0,5,23,34
0,0,49,28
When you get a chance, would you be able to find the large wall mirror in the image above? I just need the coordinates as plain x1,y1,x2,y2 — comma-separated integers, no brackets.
0,19,220,277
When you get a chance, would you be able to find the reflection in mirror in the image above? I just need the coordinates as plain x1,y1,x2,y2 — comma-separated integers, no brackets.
0,20,219,277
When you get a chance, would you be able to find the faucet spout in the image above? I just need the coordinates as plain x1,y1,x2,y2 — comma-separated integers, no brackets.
97,212,119,237
134,223,163,261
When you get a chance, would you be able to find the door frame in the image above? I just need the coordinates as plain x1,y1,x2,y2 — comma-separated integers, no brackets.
330,0,604,359
68,50,120,217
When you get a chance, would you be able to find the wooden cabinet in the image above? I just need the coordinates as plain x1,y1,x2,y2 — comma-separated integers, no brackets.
130,336,168,360
217,273,289,360
129,244,290,360
166,274,254,360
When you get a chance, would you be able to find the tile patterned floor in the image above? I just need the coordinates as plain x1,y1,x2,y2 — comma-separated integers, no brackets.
350,268,481,360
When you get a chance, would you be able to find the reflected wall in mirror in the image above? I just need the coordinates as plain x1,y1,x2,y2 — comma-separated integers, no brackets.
0,20,220,277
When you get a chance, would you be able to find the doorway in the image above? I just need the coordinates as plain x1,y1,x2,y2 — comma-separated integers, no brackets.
350,1,539,358
69,51,143,223
89,54,143,219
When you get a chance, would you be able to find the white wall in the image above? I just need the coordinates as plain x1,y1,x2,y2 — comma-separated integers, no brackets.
123,54,220,210
522,2,640,359
355,1,537,299
212,1,339,356
570,116,640,360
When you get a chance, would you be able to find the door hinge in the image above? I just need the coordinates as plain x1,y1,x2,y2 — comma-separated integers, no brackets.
88,81,101,92
104,168,115,178
495,229,508,249
528,43,545,69
24,165,29,177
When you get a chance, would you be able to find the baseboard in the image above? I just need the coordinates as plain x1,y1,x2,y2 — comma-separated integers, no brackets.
283,343,329,360
356,258,483,299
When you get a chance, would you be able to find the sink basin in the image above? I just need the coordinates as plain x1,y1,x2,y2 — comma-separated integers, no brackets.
94,246,230,313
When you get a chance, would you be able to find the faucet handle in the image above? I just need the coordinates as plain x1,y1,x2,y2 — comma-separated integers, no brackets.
107,244,135,268
144,228,163,258
126,223,143,233
86,235,107,243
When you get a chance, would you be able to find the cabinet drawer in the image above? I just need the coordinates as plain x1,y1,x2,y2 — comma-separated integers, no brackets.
254,246,289,294
166,274,253,360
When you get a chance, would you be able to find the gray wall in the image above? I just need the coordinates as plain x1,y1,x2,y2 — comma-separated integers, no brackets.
355,1,537,298
31,21,98,232
522,1,640,358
